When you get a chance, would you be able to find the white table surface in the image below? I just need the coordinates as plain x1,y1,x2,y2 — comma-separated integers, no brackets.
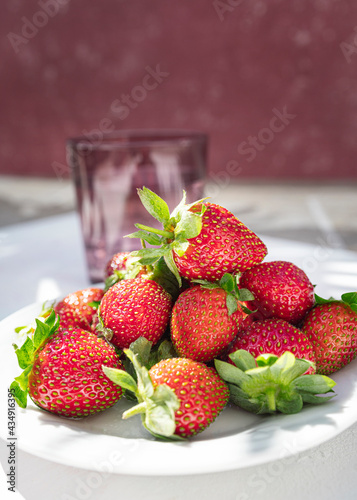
1,212,357,500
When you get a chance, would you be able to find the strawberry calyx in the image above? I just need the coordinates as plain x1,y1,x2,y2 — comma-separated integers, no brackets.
315,291,357,313
102,348,182,440
121,337,177,402
125,187,208,286
192,273,255,316
14,300,54,337
10,309,60,408
215,349,336,415
104,256,144,291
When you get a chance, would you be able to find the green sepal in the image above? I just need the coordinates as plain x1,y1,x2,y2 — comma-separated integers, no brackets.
226,294,238,315
238,288,255,301
163,249,182,288
131,247,166,266
314,292,357,314
292,374,336,394
87,300,101,309
256,353,279,367
341,292,357,313
192,273,255,317
9,380,29,409
314,293,335,304
300,393,336,404
137,187,171,226
268,351,314,385
10,309,60,409
214,359,250,386
104,271,126,291
13,337,34,370
126,229,164,246
102,366,138,394
146,257,181,301
228,384,261,413
171,239,189,258
173,208,203,241
229,349,257,371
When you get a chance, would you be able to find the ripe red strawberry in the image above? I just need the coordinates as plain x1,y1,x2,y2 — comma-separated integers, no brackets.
170,283,244,362
11,310,123,417
126,188,267,285
239,261,315,325
301,293,357,375
98,278,172,349
149,358,229,438
227,318,316,373
103,350,229,439
54,287,104,332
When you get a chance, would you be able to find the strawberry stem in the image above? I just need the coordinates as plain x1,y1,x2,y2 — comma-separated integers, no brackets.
266,389,276,412
140,239,153,273
136,223,173,239
122,401,147,419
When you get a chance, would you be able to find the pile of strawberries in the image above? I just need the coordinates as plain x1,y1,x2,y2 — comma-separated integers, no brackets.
10,188,357,440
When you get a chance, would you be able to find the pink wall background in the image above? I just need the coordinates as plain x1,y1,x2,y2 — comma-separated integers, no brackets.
1,0,357,180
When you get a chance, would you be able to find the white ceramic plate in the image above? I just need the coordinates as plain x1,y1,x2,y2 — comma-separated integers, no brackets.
1,293,357,476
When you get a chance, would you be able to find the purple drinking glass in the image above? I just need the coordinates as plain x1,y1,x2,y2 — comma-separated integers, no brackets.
66,130,208,283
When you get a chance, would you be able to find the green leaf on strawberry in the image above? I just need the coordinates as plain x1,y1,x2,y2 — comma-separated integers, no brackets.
126,229,164,246
341,292,357,313
215,350,336,415
315,291,357,313
192,273,255,316
10,310,60,408
137,186,171,226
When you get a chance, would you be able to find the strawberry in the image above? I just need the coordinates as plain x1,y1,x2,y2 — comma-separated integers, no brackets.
227,318,316,373
104,252,131,280
103,349,229,439
239,260,315,325
301,292,357,375
98,278,172,349
170,274,252,362
10,310,123,417
215,350,336,415
126,187,267,285
54,287,104,332
103,252,146,290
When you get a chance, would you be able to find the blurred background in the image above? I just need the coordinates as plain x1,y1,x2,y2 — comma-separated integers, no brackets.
1,0,357,247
